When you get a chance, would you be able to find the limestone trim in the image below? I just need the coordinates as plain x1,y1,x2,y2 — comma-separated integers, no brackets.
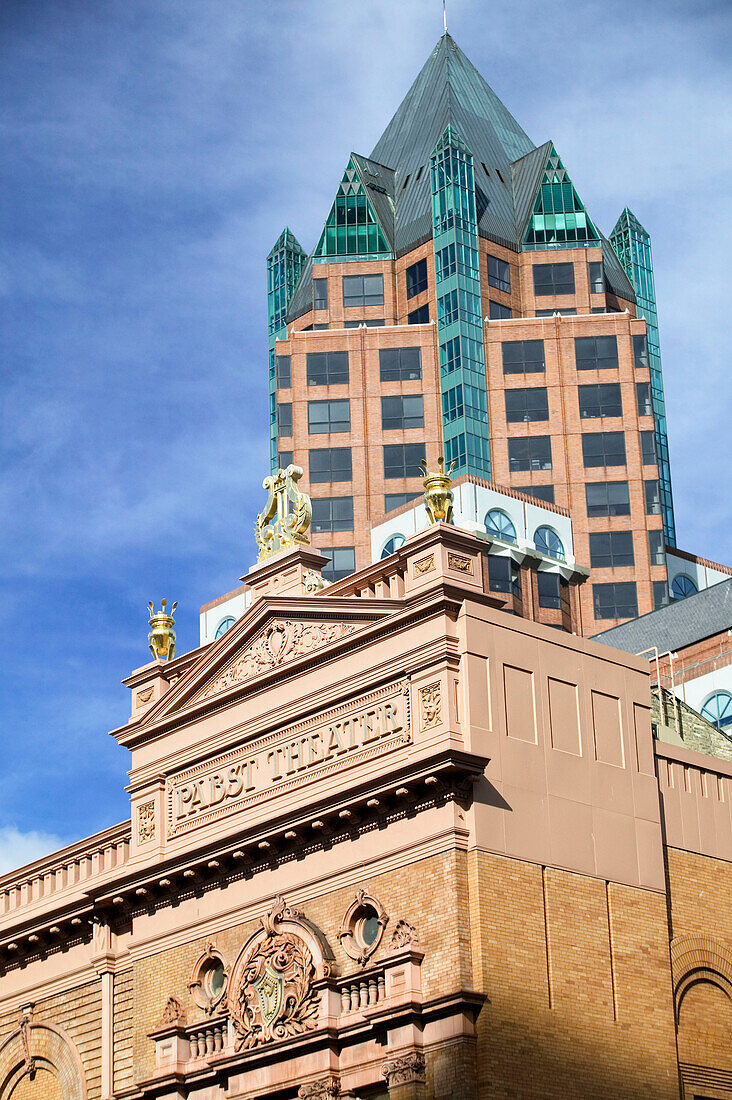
671,933,732,1017
0,1019,87,1100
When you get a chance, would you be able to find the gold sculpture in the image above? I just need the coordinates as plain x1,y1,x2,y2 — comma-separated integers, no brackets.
255,465,312,561
148,599,177,661
420,457,455,524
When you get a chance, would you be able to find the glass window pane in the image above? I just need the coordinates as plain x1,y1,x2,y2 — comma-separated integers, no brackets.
502,340,545,374
309,447,352,483
406,258,428,299
313,278,328,311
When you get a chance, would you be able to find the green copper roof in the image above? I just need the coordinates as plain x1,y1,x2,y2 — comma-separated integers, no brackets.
370,33,534,254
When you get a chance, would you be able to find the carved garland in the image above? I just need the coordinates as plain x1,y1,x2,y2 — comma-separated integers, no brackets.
202,620,357,698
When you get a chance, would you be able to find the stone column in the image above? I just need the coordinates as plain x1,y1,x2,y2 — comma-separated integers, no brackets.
382,1051,427,1100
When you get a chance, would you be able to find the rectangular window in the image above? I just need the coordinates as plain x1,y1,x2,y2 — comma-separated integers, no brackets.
408,304,430,324
309,447,352,483
653,580,670,609
320,547,355,583
636,381,653,417
574,335,619,370
437,288,459,327
383,443,426,479
379,347,422,381
311,323,329,330
645,479,661,514
589,531,635,568
641,430,657,465
307,399,350,434
276,355,291,388
342,273,384,309
588,261,605,294
508,436,552,472
633,333,650,370
381,395,424,431
533,262,575,296
487,555,520,596
277,402,292,437
487,255,511,293
535,307,577,317
585,481,630,517
648,529,665,566
313,278,328,311
384,491,421,511
406,258,428,299
343,318,385,328
515,484,555,503
311,496,354,533
502,340,545,375
582,431,626,467
278,450,293,469
593,582,638,620
489,300,513,319
537,571,562,609
306,351,349,386
505,387,549,422
578,383,623,419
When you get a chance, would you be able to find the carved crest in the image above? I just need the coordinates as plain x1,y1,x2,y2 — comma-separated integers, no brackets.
156,996,186,1029
201,619,357,698
255,465,312,561
389,919,420,950
228,897,323,1049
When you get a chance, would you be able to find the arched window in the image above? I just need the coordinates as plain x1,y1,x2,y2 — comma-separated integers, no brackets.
534,526,565,561
700,691,732,733
671,573,698,600
214,616,236,640
485,509,517,544
381,534,406,559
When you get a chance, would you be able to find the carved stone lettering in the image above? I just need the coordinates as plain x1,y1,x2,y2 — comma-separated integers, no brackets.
137,801,155,844
202,620,357,698
419,682,442,730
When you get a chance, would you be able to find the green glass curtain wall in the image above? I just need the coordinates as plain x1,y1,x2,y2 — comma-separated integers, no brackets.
610,208,676,545
267,228,306,471
430,127,491,478
523,147,600,250
314,159,391,260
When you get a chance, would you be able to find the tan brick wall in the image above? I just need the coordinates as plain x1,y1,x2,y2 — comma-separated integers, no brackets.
467,849,679,1099
112,967,134,1094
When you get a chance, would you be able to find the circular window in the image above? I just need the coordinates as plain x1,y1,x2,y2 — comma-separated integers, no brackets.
214,616,236,640
381,534,406,559
339,890,389,965
700,691,732,734
189,945,228,1014
534,526,565,561
671,574,698,600
485,509,517,544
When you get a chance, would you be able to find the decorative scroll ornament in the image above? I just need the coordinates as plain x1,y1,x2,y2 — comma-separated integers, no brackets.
148,599,177,661
298,1078,341,1099
382,1051,426,1087
419,682,442,730
19,1010,36,1080
229,897,320,1049
255,465,312,561
420,456,455,524
202,620,356,698
389,919,420,950
155,996,186,1029
137,801,155,844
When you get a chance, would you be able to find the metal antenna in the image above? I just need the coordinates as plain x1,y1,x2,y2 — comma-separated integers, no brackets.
443,0,448,34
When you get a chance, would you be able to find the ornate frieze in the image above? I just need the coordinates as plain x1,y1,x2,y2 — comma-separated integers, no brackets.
167,681,411,836
447,552,473,574
201,619,357,698
228,897,325,1050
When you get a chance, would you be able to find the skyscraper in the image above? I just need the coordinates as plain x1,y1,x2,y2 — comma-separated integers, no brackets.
268,33,672,630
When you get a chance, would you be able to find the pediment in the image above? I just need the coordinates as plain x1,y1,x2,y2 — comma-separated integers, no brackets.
134,597,397,731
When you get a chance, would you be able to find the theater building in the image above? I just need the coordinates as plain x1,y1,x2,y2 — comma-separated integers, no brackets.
269,33,676,631
0,464,731,1099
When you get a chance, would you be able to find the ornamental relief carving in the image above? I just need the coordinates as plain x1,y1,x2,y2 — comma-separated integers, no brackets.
389,919,420,950
447,552,473,574
412,554,435,576
227,896,331,1050
382,1050,426,1086
137,800,155,843
202,620,357,698
419,682,442,730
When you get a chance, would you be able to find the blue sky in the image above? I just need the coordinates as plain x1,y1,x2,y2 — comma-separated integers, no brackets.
1,0,730,871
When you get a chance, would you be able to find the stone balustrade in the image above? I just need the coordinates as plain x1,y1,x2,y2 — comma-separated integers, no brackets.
338,969,387,1014
187,1019,228,1060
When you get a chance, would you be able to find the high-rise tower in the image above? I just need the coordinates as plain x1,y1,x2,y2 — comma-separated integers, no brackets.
267,34,672,630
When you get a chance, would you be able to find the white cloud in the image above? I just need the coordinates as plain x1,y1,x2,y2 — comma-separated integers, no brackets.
0,827,69,877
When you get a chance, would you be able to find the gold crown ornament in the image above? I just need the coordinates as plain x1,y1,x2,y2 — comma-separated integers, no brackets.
420,457,456,524
147,599,177,662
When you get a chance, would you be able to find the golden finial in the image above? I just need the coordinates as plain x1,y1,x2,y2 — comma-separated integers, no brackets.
420,456,455,524
254,464,312,561
147,599,177,662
